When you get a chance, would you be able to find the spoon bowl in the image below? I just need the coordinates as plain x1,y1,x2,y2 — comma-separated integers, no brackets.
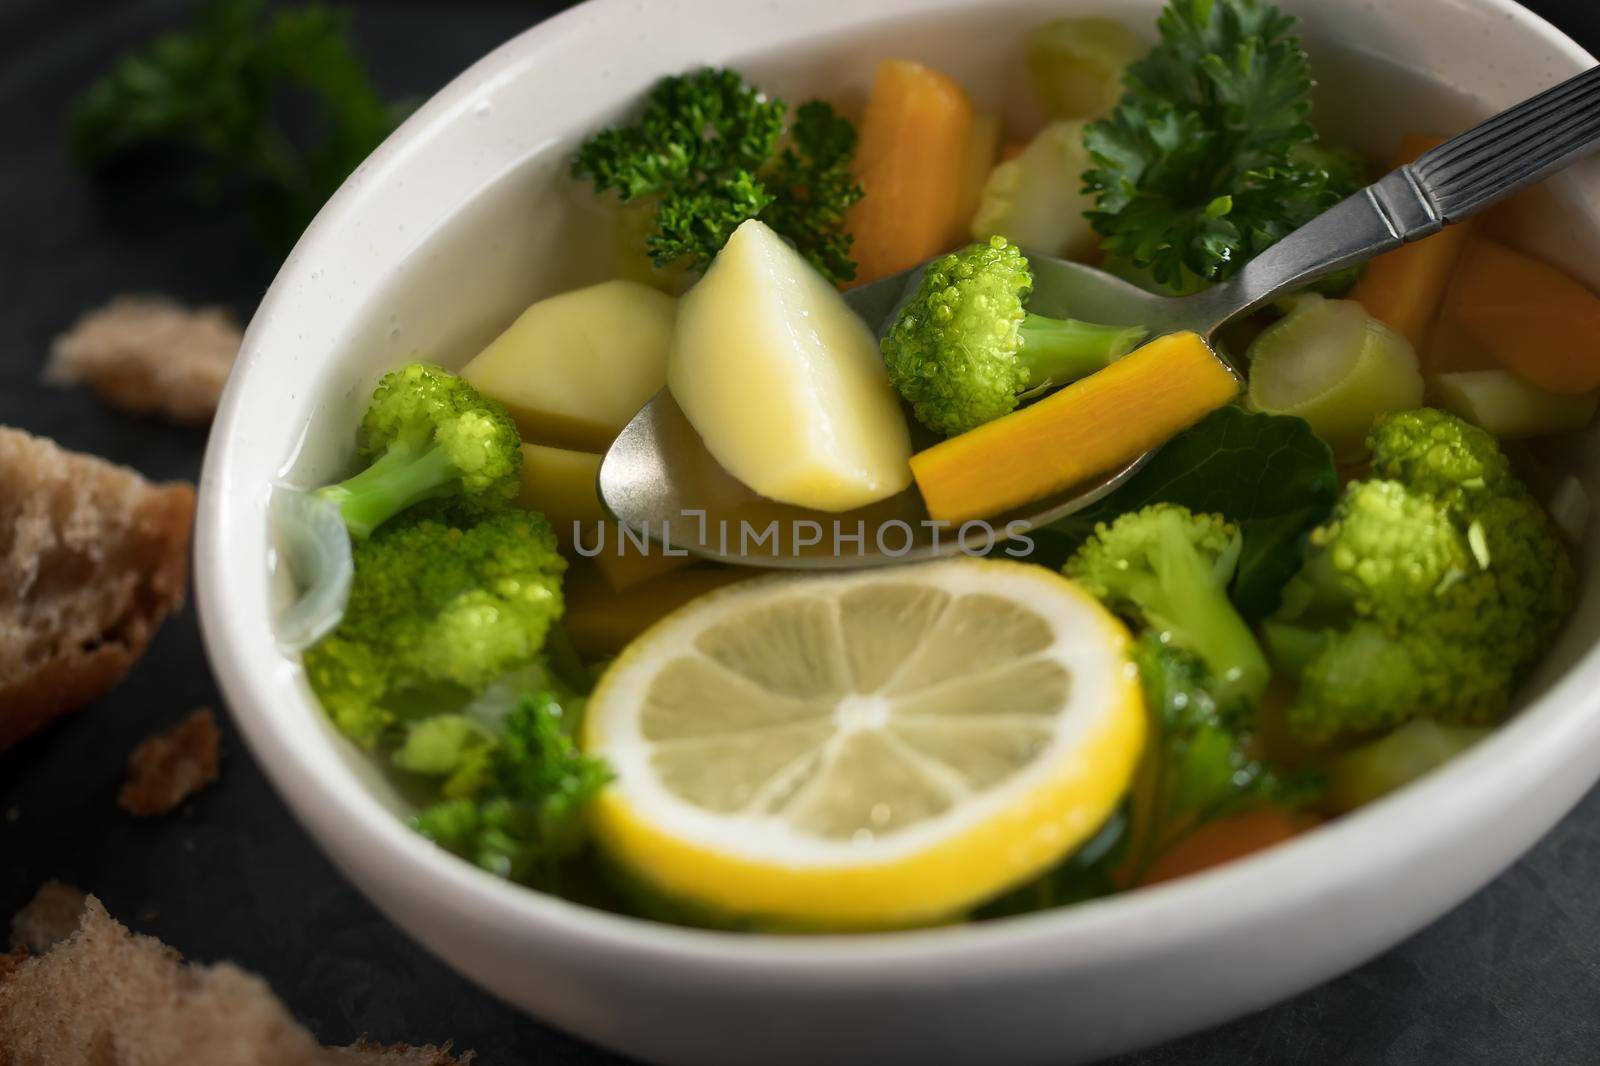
597,259,1169,567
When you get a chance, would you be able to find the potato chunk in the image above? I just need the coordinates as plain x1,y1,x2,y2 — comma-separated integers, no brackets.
669,220,912,512
463,280,675,450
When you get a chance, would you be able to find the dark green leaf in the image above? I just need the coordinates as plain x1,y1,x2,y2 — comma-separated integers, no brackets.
1037,406,1337,618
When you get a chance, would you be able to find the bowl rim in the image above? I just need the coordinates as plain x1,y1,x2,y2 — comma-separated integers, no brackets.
196,0,1600,974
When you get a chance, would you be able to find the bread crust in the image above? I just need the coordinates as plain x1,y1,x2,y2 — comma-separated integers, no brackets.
0,427,195,751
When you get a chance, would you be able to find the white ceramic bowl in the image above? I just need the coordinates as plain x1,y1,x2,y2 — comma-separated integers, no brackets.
196,2,1600,1062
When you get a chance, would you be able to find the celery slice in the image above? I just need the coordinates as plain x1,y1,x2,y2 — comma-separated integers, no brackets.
1328,720,1489,812
1246,295,1424,461
970,120,1096,260
1026,17,1144,120
1432,369,1599,440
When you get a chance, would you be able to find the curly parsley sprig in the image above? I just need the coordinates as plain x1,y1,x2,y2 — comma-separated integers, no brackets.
1083,0,1362,291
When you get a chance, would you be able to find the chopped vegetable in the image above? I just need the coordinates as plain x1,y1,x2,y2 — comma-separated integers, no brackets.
1438,238,1600,394
1246,293,1424,460
462,280,676,452
518,443,607,546
1066,505,1269,706
271,488,354,651
970,121,1099,261
305,508,566,746
1083,0,1361,290
1142,807,1315,885
844,59,975,285
316,364,522,539
1026,17,1145,120
564,565,751,659
670,219,912,511
412,689,612,888
572,69,862,283
517,442,689,591
1432,370,1599,440
1118,633,1314,878
72,0,397,246
1348,134,1474,346
950,113,1002,247
1267,410,1574,743
882,237,1146,437
1039,406,1338,620
1327,719,1488,812
910,331,1239,523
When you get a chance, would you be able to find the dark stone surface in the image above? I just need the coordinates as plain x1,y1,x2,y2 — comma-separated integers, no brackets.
2,1,1599,1062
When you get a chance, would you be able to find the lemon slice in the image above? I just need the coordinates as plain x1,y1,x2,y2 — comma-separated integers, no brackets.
582,558,1145,928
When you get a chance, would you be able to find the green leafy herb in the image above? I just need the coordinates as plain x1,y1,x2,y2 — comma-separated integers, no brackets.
72,0,397,246
1036,406,1337,618
412,690,612,891
572,69,864,283
1082,0,1362,290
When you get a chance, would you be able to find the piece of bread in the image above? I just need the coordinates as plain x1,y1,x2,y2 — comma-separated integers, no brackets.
118,707,222,816
8,881,87,955
45,295,241,425
0,888,472,1065
0,426,195,751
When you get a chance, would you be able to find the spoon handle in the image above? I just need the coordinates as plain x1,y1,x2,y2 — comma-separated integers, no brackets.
1201,65,1600,330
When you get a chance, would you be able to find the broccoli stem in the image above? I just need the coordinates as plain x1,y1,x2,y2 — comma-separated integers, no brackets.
1151,512,1271,706
318,444,458,539
1016,313,1146,389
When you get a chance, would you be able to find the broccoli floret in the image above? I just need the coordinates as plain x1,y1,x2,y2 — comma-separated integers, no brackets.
1281,479,1475,625
1122,635,1315,877
1064,503,1270,706
1368,407,1513,508
305,508,566,746
412,690,612,887
1271,409,1574,742
317,363,522,538
881,236,1146,436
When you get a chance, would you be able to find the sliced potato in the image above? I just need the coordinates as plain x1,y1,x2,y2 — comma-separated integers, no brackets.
464,280,675,451
669,219,913,512
519,442,687,590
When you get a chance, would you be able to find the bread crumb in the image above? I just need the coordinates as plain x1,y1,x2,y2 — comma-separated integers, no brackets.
46,295,241,424
9,881,88,954
118,708,221,816
0,890,473,1064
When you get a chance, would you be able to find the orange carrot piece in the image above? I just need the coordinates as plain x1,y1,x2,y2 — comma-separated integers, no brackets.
1350,134,1475,350
1142,809,1319,886
1440,238,1600,394
844,60,974,286
910,332,1240,524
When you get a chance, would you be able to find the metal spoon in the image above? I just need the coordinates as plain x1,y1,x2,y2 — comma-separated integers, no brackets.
600,66,1600,569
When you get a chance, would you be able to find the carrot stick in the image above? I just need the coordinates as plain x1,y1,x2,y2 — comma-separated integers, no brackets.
910,332,1239,523
844,60,974,285
1440,238,1600,394
1350,134,1476,352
